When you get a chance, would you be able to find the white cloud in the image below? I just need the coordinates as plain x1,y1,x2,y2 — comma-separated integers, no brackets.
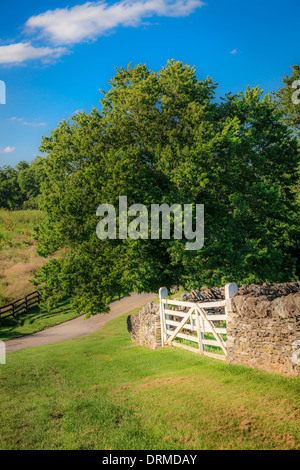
23,121,47,127
0,146,15,153
22,120,47,127
0,42,67,64
8,117,23,122
0,1,204,65
230,48,237,54
8,117,46,127
26,0,205,45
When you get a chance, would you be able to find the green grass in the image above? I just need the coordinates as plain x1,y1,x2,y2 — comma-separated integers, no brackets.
0,299,82,341
174,334,225,356
0,307,299,450
0,209,43,250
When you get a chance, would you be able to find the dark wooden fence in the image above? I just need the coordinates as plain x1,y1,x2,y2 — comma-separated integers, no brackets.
0,291,40,324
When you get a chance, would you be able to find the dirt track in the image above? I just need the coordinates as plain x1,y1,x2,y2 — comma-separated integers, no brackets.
5,292,156,353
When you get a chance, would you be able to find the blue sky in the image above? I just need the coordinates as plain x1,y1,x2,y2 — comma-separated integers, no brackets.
0,0,299,166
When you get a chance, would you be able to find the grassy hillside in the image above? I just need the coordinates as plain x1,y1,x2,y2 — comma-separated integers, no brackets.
0,308,299,450
0,209,47,305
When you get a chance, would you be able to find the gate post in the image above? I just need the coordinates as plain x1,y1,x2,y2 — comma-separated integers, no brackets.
225,283,238,362
159,287,168,347
225,283,238,315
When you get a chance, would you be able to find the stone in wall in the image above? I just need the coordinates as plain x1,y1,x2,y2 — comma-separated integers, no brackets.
233,281,300,299
127,302,161,350
227,289,300,376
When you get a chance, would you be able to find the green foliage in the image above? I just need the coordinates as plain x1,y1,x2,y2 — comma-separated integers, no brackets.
35,61,300,314
0,157,46,210
17,157,46,209
0,165,23,210
274,64,300,137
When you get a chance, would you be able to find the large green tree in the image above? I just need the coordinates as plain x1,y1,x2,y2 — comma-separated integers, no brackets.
274,65,300,274
34,61,300,314
274,65,300,137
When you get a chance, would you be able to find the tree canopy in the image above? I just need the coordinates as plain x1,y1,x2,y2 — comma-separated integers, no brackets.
33,61,300,314
274,64,300,137
0,157,46,210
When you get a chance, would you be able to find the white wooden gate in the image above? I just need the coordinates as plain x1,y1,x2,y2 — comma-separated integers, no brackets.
159,283,238,360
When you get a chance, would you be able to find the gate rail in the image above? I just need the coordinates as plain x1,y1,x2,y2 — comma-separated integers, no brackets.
159,283,238,360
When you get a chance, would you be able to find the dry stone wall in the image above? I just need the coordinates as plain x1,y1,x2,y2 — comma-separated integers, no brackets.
227,284,300,376
127,282,300,376
127,302,161,350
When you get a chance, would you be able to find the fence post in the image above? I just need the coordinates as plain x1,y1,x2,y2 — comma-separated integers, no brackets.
25,295,28,314
159,287,168,347
225,283,238,316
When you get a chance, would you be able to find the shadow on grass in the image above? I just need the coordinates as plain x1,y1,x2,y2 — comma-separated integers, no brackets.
0,298,81,341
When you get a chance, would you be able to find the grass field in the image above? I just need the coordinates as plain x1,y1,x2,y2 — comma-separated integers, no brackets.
0,307,299,450
0,209,48,306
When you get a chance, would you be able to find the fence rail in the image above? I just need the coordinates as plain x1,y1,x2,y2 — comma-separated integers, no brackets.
159,283,238,360
0,291,40,323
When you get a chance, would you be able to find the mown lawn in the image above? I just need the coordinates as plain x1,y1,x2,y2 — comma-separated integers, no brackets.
0,307,299,450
